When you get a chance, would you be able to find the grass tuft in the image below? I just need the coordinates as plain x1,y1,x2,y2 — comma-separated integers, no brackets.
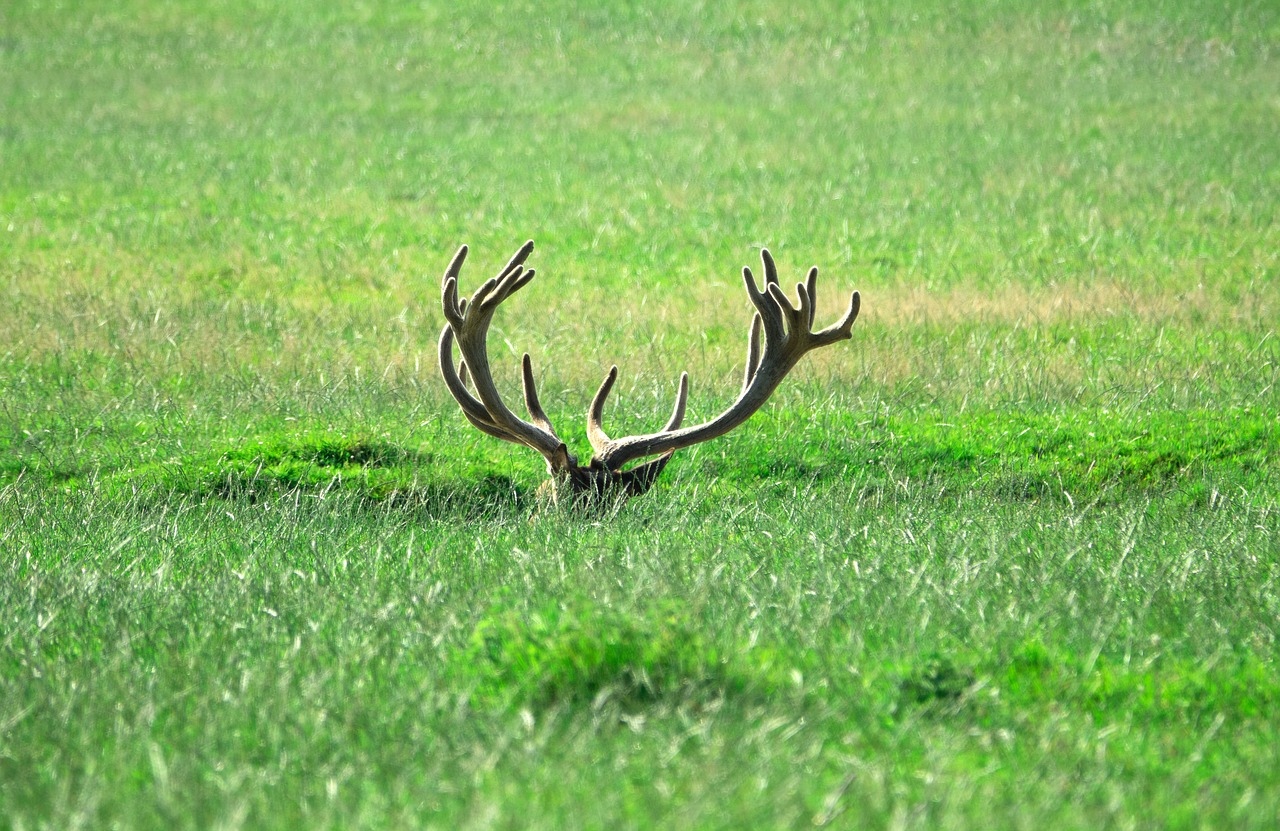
899,654,977,707
459,598,787,710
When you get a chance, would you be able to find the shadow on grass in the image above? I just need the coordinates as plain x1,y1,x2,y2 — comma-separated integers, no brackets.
890,640,1280,725
716,406,1278,510
10,408,1274,515
456,597,793,714
87,431,539,520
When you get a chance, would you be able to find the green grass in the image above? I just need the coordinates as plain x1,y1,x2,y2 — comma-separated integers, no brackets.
2,0,1279,828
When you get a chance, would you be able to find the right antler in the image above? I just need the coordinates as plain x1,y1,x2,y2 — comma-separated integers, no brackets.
438,241,860,503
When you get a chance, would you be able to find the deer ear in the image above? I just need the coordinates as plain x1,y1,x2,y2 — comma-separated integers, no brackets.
547,443,574,473
618,451,676,498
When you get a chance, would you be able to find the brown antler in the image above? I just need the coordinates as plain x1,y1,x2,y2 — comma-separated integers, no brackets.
438,241,860,503
438,241,575,475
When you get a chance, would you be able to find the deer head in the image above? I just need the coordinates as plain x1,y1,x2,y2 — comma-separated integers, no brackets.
438,241,860,503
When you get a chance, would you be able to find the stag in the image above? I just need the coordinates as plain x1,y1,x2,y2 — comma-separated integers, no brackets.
438,241,860,503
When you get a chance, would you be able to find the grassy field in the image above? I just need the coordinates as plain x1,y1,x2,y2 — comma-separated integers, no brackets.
2,0,1278,827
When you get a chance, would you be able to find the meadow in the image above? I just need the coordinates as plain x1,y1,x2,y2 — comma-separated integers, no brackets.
2,0,1278,827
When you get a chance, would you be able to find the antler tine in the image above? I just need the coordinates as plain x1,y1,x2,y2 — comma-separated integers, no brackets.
470,274,503,310
442,276,465,330
765,281,805,336
843,290,861,329
443,244,468,293
804,266,819,328
742,312,763,393
521,353,559,437
811,290,862,346
438,326,504,438
664,372,689,432
761,248,780,287
508,267,536,296
469,240,535,311
586,366,618,453
499,239,536,280
743,266,786,347
795,280,813,331
482,265,537,311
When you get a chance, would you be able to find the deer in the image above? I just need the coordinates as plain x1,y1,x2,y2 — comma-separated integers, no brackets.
438,240,861,504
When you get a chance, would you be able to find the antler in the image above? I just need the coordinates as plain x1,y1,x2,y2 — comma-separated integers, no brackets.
438,242,860,502
438,241,575,475
588,248,860,472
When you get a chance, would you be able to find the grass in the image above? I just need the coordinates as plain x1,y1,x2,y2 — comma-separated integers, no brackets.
2,0,1278,828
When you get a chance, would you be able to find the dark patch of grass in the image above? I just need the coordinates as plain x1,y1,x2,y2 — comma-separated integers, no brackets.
721,406,1278,506
221,434,409,469
93,430,532,515
893,640,1280,726
998,639,1280,723
910,409,1277,498
458,597,789,710
900,654,977,707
